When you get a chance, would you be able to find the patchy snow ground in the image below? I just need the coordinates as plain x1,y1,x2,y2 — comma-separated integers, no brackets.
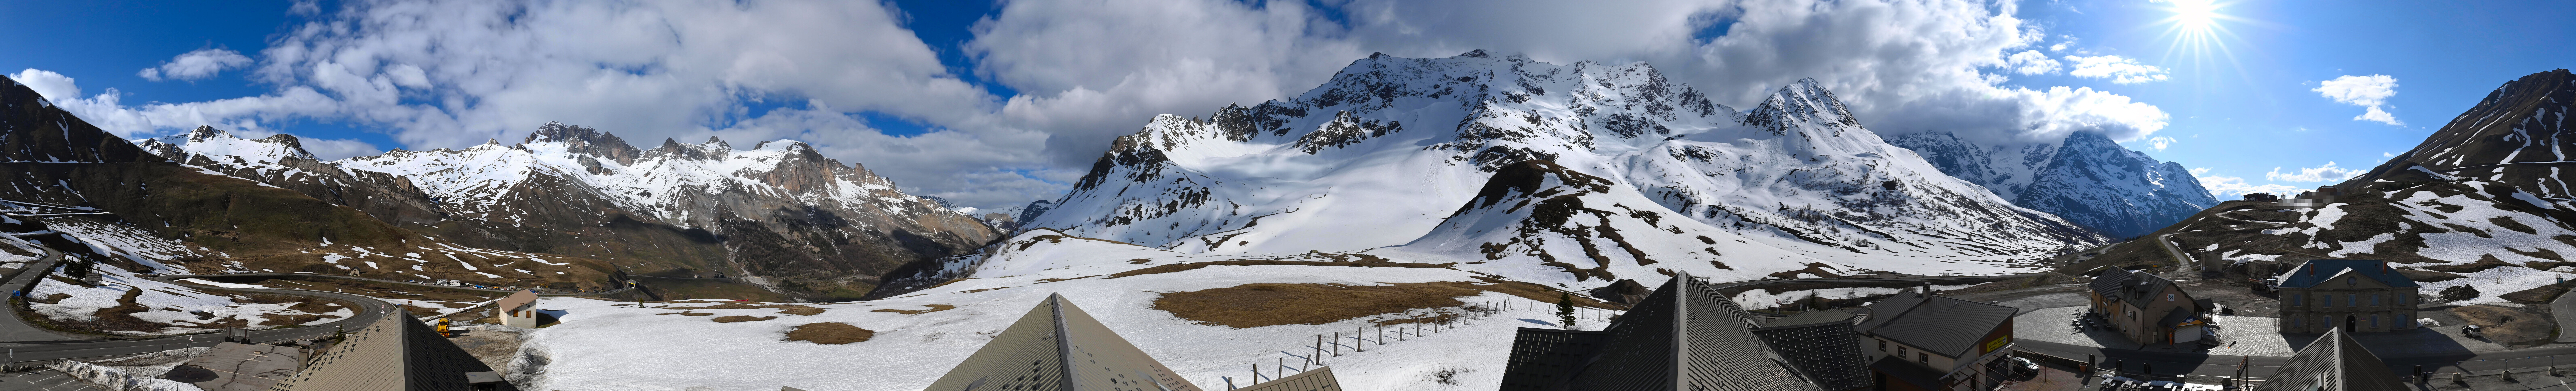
27,265,352,335
513,231,1628,391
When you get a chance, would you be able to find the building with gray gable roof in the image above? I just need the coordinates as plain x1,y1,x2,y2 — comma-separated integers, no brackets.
1500,272,1827,391
2088,268,2204,345
1855,291,2018,391
2276,259,2420,333
2255,327,2406,391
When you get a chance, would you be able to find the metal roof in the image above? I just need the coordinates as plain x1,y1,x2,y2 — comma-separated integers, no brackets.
2255,328,2407,391
1854,292,2018,359
498,289,539,312
2087,268,2178,309
265,313,498,390
1756,308,1859,330
1503,272,1826,391
922,293,1206,391
2276,260,2418,289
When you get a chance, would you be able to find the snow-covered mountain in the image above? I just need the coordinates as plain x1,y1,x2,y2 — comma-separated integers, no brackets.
142,122,999,300
1888,131,2218,238
1016,51,2101,287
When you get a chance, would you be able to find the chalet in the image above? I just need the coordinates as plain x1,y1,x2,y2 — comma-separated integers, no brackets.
498,290,540,328
1854,292,2019,391
2087,268,2206,346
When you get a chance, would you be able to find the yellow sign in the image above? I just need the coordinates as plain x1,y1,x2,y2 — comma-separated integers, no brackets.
1981,335,2011,354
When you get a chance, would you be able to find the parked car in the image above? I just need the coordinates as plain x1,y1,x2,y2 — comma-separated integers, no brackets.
2462,325,2484,338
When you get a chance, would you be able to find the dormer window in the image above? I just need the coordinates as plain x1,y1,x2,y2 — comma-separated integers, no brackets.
2166,293,2174,302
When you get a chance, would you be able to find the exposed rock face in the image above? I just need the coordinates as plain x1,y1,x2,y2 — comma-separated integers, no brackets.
1017,51,2099,288
1889,131,2218,238
317,123,998,300
0,74,618,288
138,127,449,226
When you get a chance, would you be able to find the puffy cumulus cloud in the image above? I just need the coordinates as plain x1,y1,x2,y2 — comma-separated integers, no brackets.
34,0,1066,208
138,49,254,81
2063,55,2168,84
2005,50,2061,75
2264,161,2363,183
2314,74,2402,125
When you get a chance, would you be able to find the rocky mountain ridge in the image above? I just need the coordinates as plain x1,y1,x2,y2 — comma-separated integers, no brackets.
1006,51,2102,289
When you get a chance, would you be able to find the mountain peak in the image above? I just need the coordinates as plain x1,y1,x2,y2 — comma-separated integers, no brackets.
1743,78,1862,135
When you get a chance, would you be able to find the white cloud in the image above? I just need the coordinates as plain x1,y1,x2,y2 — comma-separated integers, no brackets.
2265,161,2364,183
2314,74,2402,125
137,49,255,81
2148,136,2177,150
2196,175,2304,199
2063,55,2168,84
17,0,2184,209
2005,50,2060,75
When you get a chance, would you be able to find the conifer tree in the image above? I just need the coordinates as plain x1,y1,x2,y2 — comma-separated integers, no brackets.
1557,292,1578,329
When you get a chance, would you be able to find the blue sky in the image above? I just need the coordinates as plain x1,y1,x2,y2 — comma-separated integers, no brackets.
2,0,2570,208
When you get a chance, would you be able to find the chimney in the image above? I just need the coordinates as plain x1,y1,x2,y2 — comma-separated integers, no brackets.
2309,264,2316,276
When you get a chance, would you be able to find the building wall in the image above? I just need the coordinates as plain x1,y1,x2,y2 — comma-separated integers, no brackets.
2091,284,2197,345
502,304,538,328
2277,283,2417,333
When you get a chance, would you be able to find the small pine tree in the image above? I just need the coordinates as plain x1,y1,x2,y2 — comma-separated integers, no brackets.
1557,292,1578,329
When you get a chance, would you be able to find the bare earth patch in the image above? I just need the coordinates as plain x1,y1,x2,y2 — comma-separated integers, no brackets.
713,316,776,323
2451,304,2556,346
871,304,954,315
784,322,874,344
655,311,713,316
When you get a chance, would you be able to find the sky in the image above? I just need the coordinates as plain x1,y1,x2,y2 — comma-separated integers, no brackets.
2,0,2570,209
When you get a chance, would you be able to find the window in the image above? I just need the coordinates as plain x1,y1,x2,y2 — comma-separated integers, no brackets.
2293,294,2303,306
1879,340,1887,352
2293,317,2302,326
2167,293,2175,302
2371,295,2379,306
2347,276,2356,285
1898,346,1908,358
1918,353,1928,365
2348,294,2357,308
2324,295,2334,308
2370,316,2378,328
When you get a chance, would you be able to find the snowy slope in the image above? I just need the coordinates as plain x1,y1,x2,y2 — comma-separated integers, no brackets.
515,228,1629,391
1392,160,1849,285
1025,51,2100,287
1888,131,2219,238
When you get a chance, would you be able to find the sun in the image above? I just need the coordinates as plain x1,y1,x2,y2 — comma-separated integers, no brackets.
2154,0,2241,66
2169,0,2221,33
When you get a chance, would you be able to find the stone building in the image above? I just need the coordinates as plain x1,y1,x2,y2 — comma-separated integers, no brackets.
2276,260,2420,333
2087,268,2206,345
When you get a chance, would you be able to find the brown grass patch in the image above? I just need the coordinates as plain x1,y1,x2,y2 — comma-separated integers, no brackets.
960,287,1007,293
1035,275,1101,283
775,305,824,316
1154,279,1614,329
2452,305,2556,346
784,322,875,344
1128,259,1152,264
663,303,763,310
871,304,954,315
713,316,776,323
656,311,713,316
1109,256,1457,279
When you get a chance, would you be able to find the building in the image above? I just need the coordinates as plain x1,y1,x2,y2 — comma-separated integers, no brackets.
922,293,1213,391
1233,366,1342,391
2278,185,2341,209
498,289,540,328
2243,193,2280,202
1855,291,2019,391
1753,309,1871,390
266,314,510,390
2088,268,2205,345
2276,260,2420,333
1500,272,1826,391
2254,327,2405,391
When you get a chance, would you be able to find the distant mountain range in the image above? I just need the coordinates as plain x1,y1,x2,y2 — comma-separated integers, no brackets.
1888,131,2218,239
973,51,2110,289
